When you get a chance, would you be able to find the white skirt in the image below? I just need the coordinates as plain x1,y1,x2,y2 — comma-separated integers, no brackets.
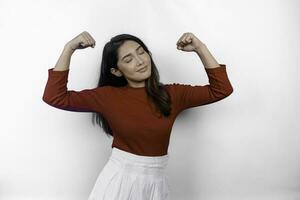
87,147,171,200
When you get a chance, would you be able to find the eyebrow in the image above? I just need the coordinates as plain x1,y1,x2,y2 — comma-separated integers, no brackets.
121,45,142,61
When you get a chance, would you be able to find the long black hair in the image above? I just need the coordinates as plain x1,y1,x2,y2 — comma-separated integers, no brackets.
91,34,172,138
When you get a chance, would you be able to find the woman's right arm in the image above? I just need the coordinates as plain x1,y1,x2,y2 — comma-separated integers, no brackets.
52,44,75,71
42,31,109,113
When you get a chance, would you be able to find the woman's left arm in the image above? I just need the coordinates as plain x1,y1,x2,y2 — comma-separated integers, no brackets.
194,44,220,69
176,32,220,69
172,32,234,113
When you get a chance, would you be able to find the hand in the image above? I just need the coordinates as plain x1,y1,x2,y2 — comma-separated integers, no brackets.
65,31,96,51
176,32,205,52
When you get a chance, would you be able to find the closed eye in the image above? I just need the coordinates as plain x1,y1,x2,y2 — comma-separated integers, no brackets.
125,50,145,63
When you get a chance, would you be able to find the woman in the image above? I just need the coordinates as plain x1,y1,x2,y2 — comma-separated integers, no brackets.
42,31,233,199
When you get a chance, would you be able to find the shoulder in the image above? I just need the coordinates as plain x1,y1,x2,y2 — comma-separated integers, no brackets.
164,83,192,90
95,85,113,91
163,82,184,89
164,83,181,88
94,85,115,96
164,83,190,87
163,83,185,96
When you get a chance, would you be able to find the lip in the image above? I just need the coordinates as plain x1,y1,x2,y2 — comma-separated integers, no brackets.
137,66,148,72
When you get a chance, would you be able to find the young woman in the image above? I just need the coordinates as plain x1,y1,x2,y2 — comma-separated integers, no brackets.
42,31,233,200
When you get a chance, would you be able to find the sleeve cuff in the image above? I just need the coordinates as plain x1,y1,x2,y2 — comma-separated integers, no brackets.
48,67,70,75
204,64,226,73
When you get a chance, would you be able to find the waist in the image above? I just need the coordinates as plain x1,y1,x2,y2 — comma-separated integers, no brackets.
108,147,169,177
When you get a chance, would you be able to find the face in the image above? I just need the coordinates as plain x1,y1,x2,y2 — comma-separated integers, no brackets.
110,40,151,88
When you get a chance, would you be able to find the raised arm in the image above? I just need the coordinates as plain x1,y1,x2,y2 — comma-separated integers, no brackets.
168,64,233,114
42,67,110,112
170,33,234,113
42,31,110,113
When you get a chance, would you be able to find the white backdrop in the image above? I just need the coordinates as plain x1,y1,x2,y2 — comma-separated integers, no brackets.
1,0,299,199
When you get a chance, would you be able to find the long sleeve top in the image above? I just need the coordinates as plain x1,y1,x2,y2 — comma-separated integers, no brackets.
42,64,233,156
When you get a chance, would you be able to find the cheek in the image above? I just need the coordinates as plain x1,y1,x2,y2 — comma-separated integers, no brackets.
118,65,134,77
145,54,151,61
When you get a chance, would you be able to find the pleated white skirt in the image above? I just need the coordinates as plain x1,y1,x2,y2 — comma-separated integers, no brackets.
87,147,171,200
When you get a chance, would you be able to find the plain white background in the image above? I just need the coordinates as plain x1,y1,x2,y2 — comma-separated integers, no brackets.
1,0,299,199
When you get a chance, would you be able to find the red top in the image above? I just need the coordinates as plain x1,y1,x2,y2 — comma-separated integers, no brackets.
42,64,233,156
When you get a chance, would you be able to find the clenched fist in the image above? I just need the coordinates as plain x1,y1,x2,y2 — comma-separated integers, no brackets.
65,31,96,51
176,32,205,52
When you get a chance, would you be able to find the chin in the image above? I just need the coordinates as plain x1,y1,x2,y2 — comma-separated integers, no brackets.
137,71,151,81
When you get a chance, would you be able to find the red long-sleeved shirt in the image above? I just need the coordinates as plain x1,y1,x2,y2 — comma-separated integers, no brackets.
42,64,233,156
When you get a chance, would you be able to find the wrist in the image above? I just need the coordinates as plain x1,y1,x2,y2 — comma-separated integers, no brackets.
64,44,75,54
194,43,207,53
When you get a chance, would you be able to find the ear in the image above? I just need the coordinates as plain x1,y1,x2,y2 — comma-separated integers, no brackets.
110,67,123,77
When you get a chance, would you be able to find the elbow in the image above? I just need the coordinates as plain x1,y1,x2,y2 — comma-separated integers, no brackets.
42,91,54,104
42,95,54,107
42,94,49,104
42,92,69,109
228,87,234,95
225,86,234,97
209,85,233,99
42,95,63,109
217,86,234,99
42,93,57,106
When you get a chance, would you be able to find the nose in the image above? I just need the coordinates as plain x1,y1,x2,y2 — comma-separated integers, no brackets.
136,55,144,65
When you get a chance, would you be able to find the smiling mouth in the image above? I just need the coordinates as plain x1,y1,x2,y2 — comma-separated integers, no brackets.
137,66,147,72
